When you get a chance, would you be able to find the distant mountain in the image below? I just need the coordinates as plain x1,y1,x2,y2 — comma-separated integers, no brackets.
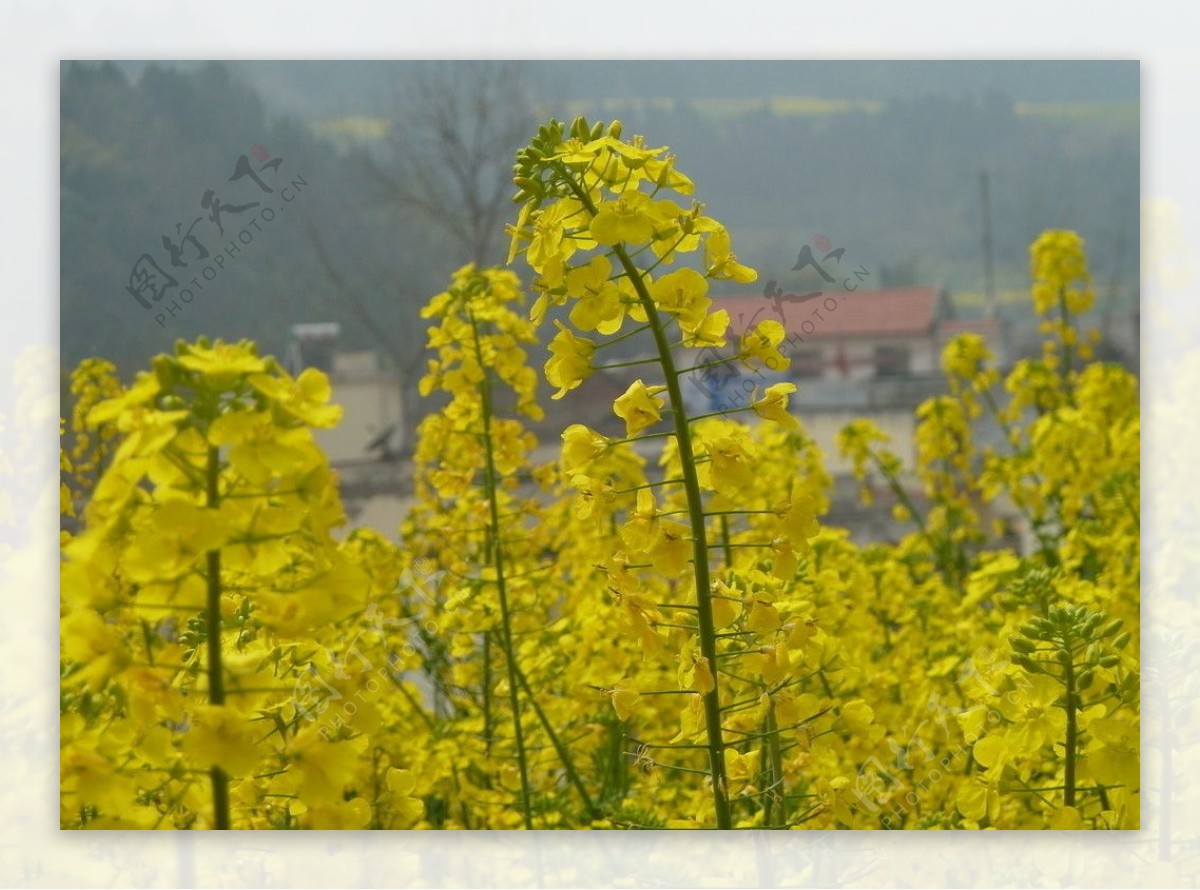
63,61,1139,400
105,60,1138,124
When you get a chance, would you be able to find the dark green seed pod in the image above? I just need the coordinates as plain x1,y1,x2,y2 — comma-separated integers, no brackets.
1010,637,1037,654
1011,653,1039,673
153,354,178,390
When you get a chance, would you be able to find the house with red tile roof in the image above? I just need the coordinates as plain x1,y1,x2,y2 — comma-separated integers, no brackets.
677,286,1010,489
713,286,1006,385
680,283,1025,545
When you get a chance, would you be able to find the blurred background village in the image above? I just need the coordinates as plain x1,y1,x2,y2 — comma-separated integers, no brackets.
61,60,1139,548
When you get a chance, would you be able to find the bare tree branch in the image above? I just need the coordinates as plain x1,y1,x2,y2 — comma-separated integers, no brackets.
304,218,421,377
296,63,538,456
378,61,537,265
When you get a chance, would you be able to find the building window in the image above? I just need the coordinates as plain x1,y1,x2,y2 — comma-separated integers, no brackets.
792,349,823,379
286,322,341,375
874,345,910,378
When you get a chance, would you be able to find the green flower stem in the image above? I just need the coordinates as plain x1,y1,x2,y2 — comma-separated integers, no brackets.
370,747,383,829
468,310,534,830
866,447,929,537
1058,285,1074,384
594,357,661,371
556,160,732,827
864,445,966,584
384,672,440,736
719,515,734,573
1004,783,1121,793
591,323,653,351
763,700,787,828
610,477,689,496
674,356,745,376
610,241,733,830
608,430,676,446
511,661,599,820
656,508,776,519
628,230,690,277
1063,652,1078,809
204,445,231,831
687,406,754,423
979,386,1059,553
482,635,493,758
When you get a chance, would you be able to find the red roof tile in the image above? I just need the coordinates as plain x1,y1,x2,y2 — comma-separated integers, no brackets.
716,287,942,340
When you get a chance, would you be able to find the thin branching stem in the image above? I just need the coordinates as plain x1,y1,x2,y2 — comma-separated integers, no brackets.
468,309,533,829
205,445,231,830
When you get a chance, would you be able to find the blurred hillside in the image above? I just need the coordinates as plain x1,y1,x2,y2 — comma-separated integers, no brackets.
62,61,1139,404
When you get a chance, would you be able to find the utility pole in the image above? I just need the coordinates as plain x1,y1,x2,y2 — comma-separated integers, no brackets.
979,170,996,321
1103,220,1127,347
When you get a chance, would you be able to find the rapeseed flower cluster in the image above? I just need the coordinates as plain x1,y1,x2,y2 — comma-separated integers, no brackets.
60,122,1137,830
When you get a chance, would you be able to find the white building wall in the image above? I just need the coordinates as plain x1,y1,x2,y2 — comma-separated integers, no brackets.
310,351,406,464
799,409,917,475
791,334,937,382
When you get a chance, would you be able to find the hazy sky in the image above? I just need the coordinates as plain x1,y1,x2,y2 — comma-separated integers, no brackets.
107,60,1138,121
